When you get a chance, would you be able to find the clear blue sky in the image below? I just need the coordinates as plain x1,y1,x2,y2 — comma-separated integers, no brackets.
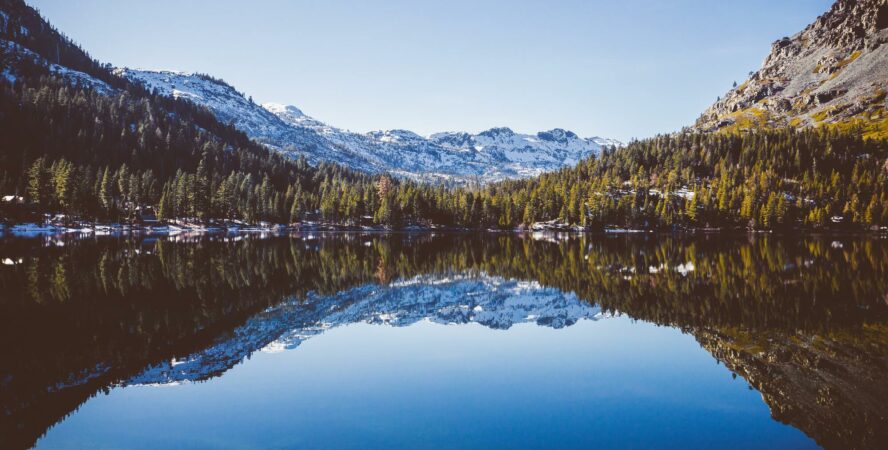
29,0,832,142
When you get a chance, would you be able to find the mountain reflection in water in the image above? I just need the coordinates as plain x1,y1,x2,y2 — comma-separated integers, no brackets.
0,233,886,449
129,274,604,386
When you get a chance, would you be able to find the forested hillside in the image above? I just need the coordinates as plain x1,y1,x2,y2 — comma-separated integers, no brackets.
1,0,886,231
0,0,374,224
481,130,888,230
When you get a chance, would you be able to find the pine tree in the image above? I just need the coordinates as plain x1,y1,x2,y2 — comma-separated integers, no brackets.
289,196,301,223
50,159,73,210
865,195,882,225
194,157,210,220
27,157,49,206
117,164,131,217
157,184,172,220
685,192,699,223
99,167,114,215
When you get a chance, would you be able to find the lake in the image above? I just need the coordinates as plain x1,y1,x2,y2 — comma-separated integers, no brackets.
1,232,886,449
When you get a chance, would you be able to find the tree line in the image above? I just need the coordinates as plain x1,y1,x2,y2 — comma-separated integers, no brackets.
476,129,888,230
1,0,886,230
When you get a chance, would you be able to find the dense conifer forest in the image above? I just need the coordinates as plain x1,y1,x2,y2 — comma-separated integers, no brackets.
1,0,886,231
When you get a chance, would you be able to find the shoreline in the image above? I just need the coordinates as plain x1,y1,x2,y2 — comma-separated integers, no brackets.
0,220,885,239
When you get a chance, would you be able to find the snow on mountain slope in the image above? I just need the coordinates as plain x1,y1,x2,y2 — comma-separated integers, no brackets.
113,68,382,173
262,102,326,128
268,106,619,183
429,127,609,179
119,69,619,184
1,40,114,94
126,274,608,385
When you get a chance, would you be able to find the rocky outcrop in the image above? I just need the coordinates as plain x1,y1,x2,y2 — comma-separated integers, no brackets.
695,0,888,137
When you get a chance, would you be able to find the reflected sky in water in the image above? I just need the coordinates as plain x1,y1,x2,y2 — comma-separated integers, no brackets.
3,233,885,449
37,316,814,449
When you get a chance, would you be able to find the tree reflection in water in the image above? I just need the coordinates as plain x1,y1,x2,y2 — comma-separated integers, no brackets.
0,232,886,449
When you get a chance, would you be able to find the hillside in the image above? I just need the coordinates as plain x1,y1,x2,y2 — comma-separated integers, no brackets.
695,0,888,138
0,0,376,225
0,0,885,232
119,69,619,184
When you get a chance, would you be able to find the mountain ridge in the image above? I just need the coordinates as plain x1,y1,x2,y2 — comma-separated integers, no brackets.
118,68,620,184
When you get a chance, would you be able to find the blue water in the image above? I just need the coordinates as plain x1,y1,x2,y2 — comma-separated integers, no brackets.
35,317,816,449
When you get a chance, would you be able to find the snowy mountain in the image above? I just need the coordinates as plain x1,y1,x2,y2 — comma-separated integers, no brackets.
118,69,619,184
126,274,609,385
1,40,114,95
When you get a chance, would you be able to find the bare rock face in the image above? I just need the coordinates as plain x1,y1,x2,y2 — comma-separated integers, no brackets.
695,0,888,137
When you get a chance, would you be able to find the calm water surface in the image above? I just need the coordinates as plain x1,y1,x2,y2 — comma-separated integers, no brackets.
1,233,886,449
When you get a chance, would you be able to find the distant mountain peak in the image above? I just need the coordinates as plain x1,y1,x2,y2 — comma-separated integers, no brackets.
368,129,425,142
262,102,305,118
479,126,515,138
538,128,578,142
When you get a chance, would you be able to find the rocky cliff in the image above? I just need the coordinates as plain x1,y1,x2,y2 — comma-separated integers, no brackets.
695,0,888,138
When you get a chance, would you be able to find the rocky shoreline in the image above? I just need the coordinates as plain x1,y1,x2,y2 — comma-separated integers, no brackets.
1,218,885,238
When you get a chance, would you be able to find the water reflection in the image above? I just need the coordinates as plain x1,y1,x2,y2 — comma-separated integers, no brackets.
1,233,886,449
128,275,604,386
